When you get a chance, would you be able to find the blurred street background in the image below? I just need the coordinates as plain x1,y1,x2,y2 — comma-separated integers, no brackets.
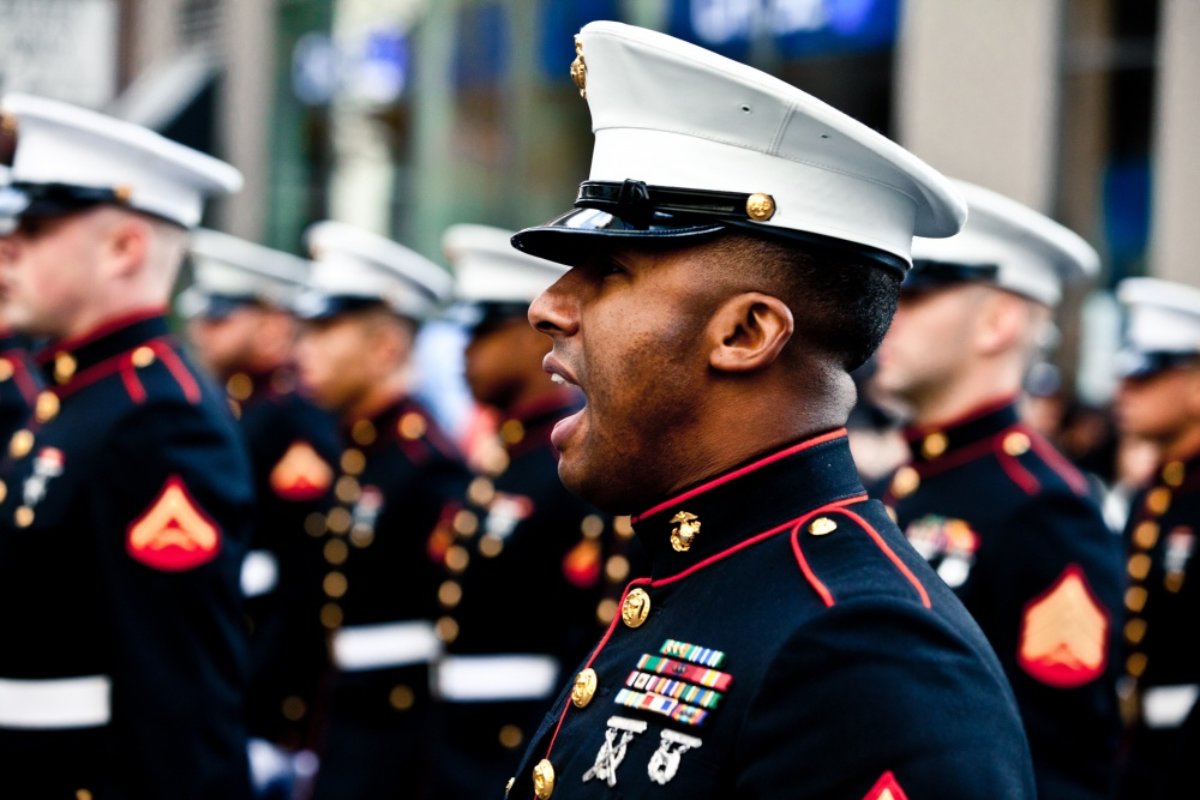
1,0,1197,424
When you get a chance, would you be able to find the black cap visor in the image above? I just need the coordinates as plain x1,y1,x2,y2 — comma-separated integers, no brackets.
293,292,390,322
1116,349,1200,380
901,260,1000,295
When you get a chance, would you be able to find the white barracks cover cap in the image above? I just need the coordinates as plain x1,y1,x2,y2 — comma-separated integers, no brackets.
907,180,1099,307
444,224,567,304
512,20,965,271
0,93,242,229
1116,277,1200,378
178,229,312,319
297,221,452,321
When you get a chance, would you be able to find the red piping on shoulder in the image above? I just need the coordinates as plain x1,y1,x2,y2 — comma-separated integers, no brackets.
1024,426,1089,496
996,443,1041,496
1,351,40,405
633,428,848,523
836,505,932,609
118,361,146,404
149,341,201,404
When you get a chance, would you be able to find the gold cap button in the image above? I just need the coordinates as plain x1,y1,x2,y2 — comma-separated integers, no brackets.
35,391,60,422
1003,432,1031,456
131,346,156,368
808,517,838,536
891,465,919,498
621,587,651,629
745,192,776,221
9,429,33,459
571,667,598,708
921,432,947,459
532,759,556,799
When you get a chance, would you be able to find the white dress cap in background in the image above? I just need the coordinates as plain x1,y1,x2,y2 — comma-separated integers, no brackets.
0,93,242,229
443,224,567,305
513,20,965,269
299,220,452,321
1116,278,1200,377
908,180,1099,307
178,229,312,319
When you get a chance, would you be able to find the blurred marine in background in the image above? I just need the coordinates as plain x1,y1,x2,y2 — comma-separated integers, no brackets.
1113,277,1200,799
869,181,1123,799
0,94,253,797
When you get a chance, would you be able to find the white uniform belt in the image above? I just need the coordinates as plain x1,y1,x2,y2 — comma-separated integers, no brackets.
1143,684,1199,729
0,675,112,729
240,549,280,598
436,654,560,702
330,621,440,671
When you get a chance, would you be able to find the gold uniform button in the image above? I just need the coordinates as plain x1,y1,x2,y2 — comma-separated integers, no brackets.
76,791,93,800
445,545,470,573
621,588,651,629
0,358,12,381
10,429,34,459
571,667,598,708
351,418,377,446
435,616,459,643
1146,487,1171,516
398,412,427,440
350,526,375,548
438,580,463,608
13,506,33,528
605,555,630,583
479,535,504,558
532,759,556,799
35,392,60,421
324,539,349,565
326,507,352,534
596,598,618,625
1133,521,1160,550
921,432,948,459
281,696,307,721
467,476,495,506
1125,586,1148,613
808,517,837,536
613,515,634,539
304,512,326,537
580,514,605,539
340,448,366,476
498,724,523,749
54,352,77,384
323,571,348,598
1124,617,1147,645
1126,652,1148,678
1162,460,1185,487
389,684,415,711
1165,572,1185,593
335,476,361,504
0,480,6,504
1127,553,1152,581
320,603,343,629
226,373,253,401
453,509,479,537
131,346,156,368
499,419,525,445
1002,432,1031,456
891,465,919,498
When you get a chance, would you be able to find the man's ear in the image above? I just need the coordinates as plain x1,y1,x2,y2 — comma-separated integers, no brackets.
707,292,794,373
102,214,152,280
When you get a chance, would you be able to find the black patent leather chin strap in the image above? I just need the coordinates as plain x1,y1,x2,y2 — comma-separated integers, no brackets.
576,179,758,227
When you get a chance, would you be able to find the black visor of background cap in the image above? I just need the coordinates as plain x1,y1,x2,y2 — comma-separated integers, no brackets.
295,220,453,322
905,180,1099,307
0,93,242,229
442,223,568,332
181,228,312,321
510,20,967,274
1115,277,1200,379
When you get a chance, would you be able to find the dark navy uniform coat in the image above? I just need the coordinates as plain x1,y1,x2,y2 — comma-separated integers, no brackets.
430,390,625,798
0,312,253,799
877,400,1123,800
0,330,39,441
1117,450,1200,799
310,395,469,800
506,430,1035,799
227,367,341,749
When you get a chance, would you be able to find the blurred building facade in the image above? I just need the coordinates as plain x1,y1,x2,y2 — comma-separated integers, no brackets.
0,0,1197,398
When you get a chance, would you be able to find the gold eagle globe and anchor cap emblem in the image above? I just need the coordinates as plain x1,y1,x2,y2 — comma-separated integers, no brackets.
570,35,587,98
670,510,701,553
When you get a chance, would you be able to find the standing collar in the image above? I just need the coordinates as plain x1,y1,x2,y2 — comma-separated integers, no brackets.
35,309,170,386
630,429,864,577
902,397,1020,463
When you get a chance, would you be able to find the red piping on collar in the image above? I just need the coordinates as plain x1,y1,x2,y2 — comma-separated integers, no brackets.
54,335,172,400
1,350,40,405
633,428,849,523
34,307,167,365
902,395,1019,444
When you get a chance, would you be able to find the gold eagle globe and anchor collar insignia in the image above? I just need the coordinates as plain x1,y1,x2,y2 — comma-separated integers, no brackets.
669,510,701,552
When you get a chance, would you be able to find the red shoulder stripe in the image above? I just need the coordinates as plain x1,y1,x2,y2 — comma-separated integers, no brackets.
996,448,1040,496
837,506,931,609
149,342,201,405
1025,427,1089,497
118,361,146,404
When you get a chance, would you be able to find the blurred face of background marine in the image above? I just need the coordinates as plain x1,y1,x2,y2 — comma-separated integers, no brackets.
295,308,413,416
1115,364,1200,445
463,315,553,410
187,304,298,379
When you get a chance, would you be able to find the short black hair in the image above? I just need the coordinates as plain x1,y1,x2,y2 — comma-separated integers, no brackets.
711,232,901,372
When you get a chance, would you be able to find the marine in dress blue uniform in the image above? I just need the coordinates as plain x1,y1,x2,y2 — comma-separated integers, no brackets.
181,229,343,792
502,22,1034,799
869,182,1123,799
1112,278,1200,798
0,94,253,798
0,167,40,440
292,220,470,800
430,224,634,797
